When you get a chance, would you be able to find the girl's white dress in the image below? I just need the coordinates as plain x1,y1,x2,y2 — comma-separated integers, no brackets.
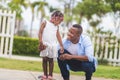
40,20,58,58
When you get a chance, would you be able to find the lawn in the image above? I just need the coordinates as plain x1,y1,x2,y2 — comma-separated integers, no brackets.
0,57,120,79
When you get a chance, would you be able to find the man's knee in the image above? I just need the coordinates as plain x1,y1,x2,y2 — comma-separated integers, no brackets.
58,49,70,53
58,49,70,56
82,62,95,73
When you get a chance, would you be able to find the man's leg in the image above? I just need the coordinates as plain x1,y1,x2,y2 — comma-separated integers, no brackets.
67,59,95,80
81,61,95,80
57,50,70,80
61,50,95,80
71,58,95,80
58,49,95,80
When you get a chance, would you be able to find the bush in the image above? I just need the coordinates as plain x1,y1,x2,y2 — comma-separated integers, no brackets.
12,36,39,57
17,30,29,37
98,59,108,65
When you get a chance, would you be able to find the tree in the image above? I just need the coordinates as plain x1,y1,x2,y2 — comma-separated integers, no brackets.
49,6,58,12
17,30,29,37
8,0,27,35
28,1,48,37
0,0,8,8
36,1,48,23
73,0,111,35
58,0,76,27
105,0,120,35
28,1,37,37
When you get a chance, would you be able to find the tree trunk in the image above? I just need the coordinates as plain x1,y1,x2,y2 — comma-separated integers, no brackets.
30,13,34,37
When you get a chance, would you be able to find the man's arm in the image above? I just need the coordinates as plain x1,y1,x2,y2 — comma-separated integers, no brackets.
60,36,93,62
60,54,88,61
83,36,94,62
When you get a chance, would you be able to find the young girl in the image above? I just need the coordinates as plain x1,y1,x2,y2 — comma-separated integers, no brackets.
38,10,64,80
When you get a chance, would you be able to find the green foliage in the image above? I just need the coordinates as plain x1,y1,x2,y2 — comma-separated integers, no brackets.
13,36,39,56
115,3,120,10
49,6,58,12
105,0,120,12
33,1,48,18
73,0,112,35
8,2,22,19
17,30,29,37
73,0,111,20
89,20,101,27
7,0,28,19
98,59,108,65
64,14,73,22
58,0,75,26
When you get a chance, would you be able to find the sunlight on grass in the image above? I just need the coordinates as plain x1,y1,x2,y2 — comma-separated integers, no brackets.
0,57,120,79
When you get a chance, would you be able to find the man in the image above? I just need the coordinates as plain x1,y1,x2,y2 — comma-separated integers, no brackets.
57,24,97,80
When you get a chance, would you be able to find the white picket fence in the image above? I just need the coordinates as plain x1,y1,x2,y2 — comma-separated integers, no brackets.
0,10,16,57
92,34,120,66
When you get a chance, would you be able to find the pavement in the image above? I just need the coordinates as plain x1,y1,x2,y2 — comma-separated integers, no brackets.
0,55,117,80
0,68,116,80
0,55,42,61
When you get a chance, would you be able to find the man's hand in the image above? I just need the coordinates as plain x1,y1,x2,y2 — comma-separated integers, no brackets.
59,54,73,60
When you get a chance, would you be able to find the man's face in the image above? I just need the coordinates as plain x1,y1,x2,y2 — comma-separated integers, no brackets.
67,27,80,41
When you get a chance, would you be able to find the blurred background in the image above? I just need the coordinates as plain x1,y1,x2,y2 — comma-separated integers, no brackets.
0,0,120,79
0,0,120,66
0,0,120,38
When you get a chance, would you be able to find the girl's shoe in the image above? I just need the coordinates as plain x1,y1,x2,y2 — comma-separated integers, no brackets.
48,75,53,80
38,75,47,80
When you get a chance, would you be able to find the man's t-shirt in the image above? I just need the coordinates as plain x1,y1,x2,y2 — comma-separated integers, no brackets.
67,43,79,55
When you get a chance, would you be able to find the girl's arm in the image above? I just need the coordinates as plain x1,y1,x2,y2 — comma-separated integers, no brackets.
38,21,46,51
56,30,64,53
38,21,46,43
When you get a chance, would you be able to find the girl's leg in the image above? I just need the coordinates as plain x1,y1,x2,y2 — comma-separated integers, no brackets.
48,58,54,77
42,57,48,77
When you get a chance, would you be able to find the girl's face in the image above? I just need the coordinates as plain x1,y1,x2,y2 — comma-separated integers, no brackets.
51,16,63,26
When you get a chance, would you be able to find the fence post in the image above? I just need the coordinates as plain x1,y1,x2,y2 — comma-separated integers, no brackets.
0,9,16,57
0,10,7,55
0,10,2,55
93,34,120,66
4,10,12,55
119,42,120,66
104,40,108,59
113,39,118,66
9,11,16,57
99,35,105,59
95,35,99,58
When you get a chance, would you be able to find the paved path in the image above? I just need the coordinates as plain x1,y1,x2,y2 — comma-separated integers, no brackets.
0,55,42,61
0,55,117,80
0,68,116,80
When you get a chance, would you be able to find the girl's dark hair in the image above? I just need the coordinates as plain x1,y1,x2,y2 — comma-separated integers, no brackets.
73,24,83,34
51,10,64,17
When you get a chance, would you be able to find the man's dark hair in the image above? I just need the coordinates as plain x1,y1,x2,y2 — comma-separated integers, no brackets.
73,24,83,34
51,10,64,17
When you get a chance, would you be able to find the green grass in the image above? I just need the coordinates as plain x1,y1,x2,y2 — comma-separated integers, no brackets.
0,57,120,79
